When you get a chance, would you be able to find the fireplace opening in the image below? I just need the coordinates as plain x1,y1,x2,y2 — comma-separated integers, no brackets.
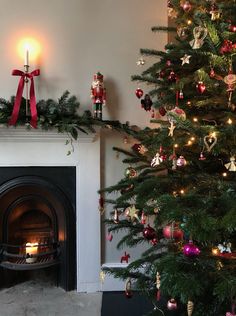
0,167,76,291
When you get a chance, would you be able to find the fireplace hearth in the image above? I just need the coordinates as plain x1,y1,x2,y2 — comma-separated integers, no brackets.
0,167,76,291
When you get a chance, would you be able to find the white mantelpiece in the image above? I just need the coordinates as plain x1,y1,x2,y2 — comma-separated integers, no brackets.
0,126,101,293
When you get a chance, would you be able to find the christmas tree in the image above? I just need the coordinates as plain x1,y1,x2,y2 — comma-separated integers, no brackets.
102,1,236,315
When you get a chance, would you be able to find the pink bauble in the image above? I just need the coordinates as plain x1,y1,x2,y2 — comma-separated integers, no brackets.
183,240,200,257
163,224,184,240
176,156,187,167
167,298,178,310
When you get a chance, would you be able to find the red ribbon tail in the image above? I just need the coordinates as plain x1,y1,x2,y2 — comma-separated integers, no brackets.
156,290,161,301
9,76,25,126
29,77,37,128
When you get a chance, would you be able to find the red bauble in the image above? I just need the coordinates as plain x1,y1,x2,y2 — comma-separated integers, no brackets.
163,223,184,240
167,298,178,310
135,88,144,99
196,81,206,94
143,224,157,241
159,70,166,78
229,24,236,32
159,106,167,116
220,39,233,54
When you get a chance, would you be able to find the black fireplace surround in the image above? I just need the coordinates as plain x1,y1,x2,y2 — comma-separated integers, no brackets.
0,167,76,291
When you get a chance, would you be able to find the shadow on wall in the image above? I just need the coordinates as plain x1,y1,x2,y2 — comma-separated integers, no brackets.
105,77,120,120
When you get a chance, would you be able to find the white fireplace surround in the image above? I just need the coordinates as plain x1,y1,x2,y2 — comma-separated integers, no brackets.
0,126,101,293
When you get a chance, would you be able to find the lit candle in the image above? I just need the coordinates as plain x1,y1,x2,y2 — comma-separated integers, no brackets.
24,48,29,66
26,242,38,263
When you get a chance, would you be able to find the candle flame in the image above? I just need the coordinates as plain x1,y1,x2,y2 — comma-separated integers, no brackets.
17,38,41,63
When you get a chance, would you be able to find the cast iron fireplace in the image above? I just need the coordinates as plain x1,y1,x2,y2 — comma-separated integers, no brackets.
0,167,76,291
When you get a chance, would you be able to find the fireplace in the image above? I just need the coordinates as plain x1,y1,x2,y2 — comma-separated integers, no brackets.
0,127,101,292
0,167,76,291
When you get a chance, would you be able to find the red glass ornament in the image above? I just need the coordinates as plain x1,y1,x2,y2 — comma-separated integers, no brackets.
141,211,147,225
151,238,158,245
181,1,192,12
167,298,178,310
135,88,144,99
183,240,200,257
159,70,166,78
143,224,157,241
229,24,236,32
159,106,167,116
196,81,206,94
163,223,184,240
199,152,206,161
220,39,233,54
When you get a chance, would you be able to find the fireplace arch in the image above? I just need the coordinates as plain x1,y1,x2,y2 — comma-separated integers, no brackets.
0,171,76,291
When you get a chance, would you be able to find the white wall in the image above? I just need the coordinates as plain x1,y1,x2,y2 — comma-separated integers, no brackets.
0,0,167,264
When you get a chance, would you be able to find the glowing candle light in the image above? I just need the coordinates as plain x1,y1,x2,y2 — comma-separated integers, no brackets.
26,242,38,263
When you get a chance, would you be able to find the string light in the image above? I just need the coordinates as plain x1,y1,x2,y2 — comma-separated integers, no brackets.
180,189,185,195
190,137,195,141
187,19,192,25
222,172,227,177
187,140,193,146
227,118,233,125
174,143,179,148
193,117,198,122
212,247,219,255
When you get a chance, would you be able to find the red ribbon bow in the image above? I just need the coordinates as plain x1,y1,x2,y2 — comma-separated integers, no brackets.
9,69,40,128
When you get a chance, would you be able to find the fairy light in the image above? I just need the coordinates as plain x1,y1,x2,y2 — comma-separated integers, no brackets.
193,117,198,122
187,19,192,25
227,118,233,125
190,137,195,141
174,143,179,148
187,140,193,146
180,189,185,195
212,247,219,255
222,172,227,177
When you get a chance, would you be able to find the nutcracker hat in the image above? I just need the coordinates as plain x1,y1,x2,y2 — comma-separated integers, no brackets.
94,72,103,80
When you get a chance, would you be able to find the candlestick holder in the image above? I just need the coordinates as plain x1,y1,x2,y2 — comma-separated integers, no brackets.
24,64,30,117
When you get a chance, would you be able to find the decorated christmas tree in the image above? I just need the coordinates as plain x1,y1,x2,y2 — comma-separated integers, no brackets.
102,1,236,315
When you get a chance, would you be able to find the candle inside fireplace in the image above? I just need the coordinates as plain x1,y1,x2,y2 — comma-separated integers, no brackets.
25,242,38,263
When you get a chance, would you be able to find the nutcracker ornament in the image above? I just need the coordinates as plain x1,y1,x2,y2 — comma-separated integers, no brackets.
91,72,106,119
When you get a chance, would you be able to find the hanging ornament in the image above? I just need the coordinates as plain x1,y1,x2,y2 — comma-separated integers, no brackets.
187,301,194,316
151,152,163,167
220,40,236,54
132,143,148,155
225,156,236,172
113,209,119,224
163,223,184,240
143,224,157,242
217,242,232,255
180,54,191,65
179,90,184,99
181,0,192,12
176,155,187,167
167,298,178,310
141,94,153,111
135,88,144,99
199,152,206,160
156,272,161,301
196,81,206,94
177,26,189,40
210,67,215,78
204,133,217,152
229,24,236,33
166,60,172,67
120,251,130,264
125,278,133,298
159,70,166,79
120,184,134,195
168,70,178,82
168,106,186,122
140,211,147,225
125,205,140,221
189,26,208,49
106,232,113,242
136,58,145,66
226,303,236,316
224,71,236,108
183,240,200,257
209,2,221,21
159,106,167,116
124,166,137,178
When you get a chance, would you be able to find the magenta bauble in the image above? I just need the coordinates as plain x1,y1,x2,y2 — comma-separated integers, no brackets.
181,1,192,12
183,240,200,257
163,223,184,240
